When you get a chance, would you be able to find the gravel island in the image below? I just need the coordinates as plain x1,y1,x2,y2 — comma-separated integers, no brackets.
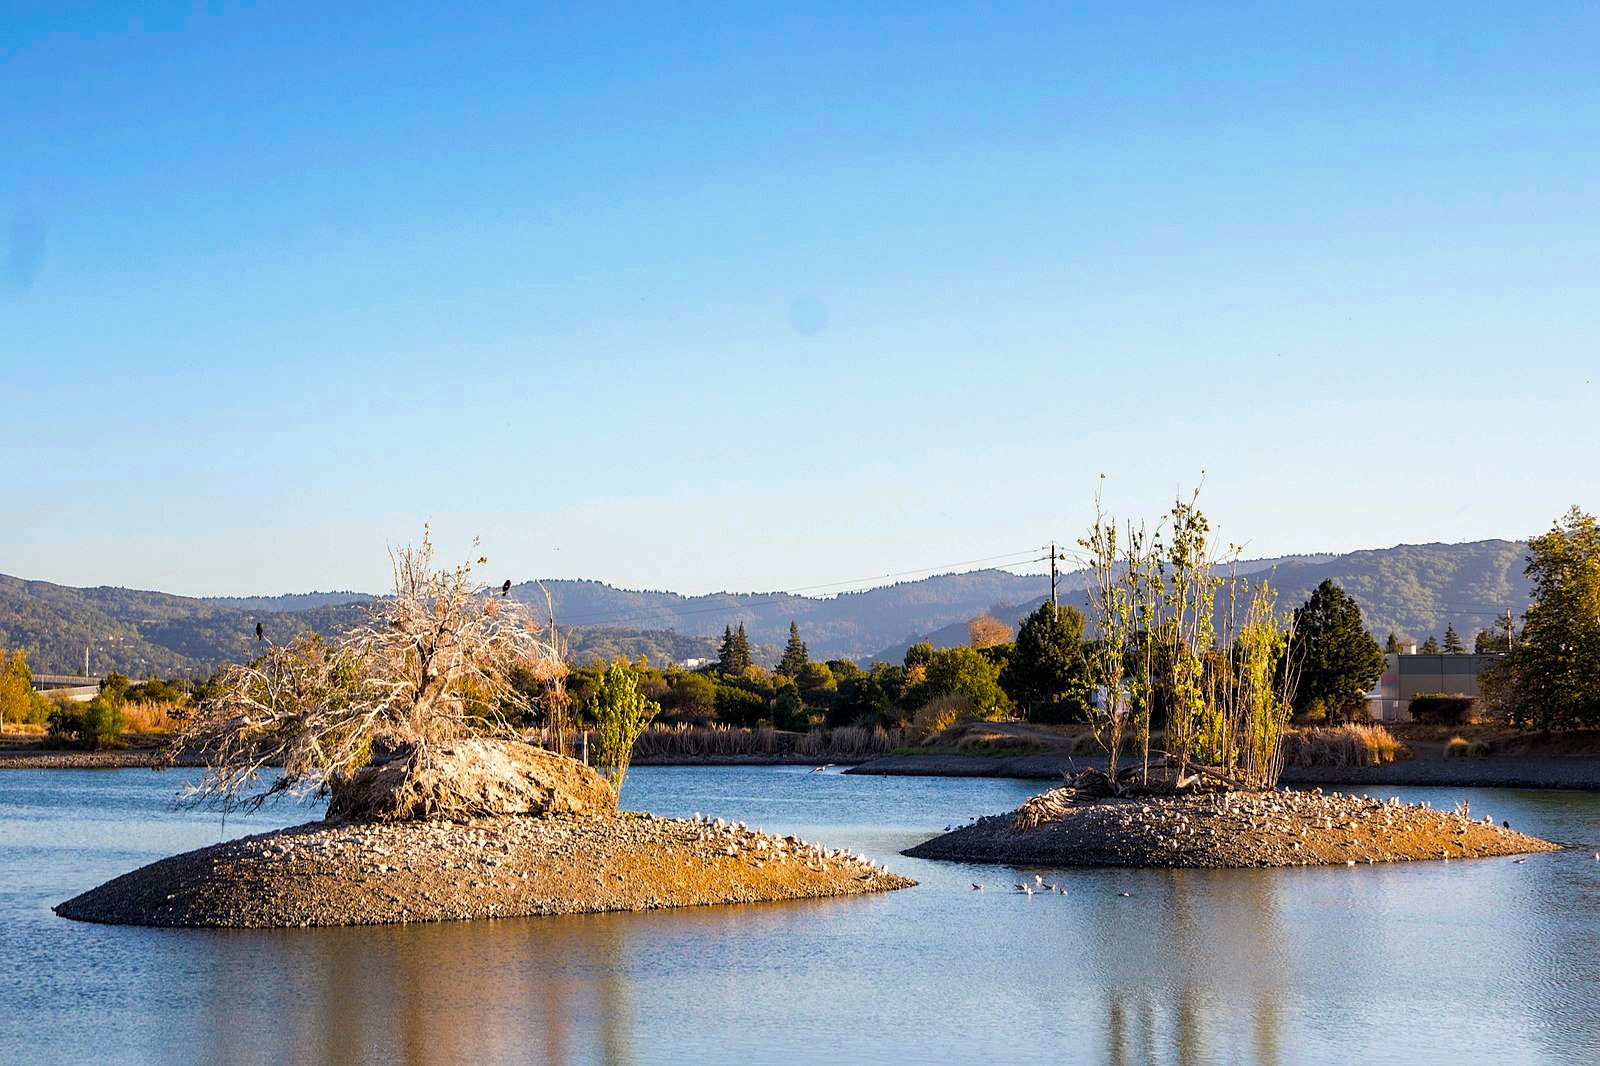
905,783,1561,868
55,810,914,928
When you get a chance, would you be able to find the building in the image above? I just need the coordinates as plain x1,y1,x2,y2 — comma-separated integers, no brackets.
1366,652,1498,722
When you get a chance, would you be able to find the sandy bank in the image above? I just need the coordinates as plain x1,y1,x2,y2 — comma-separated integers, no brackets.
904,785,1560,868
55,811,914,928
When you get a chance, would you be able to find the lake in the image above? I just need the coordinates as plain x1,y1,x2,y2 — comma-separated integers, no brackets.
2,765,1598,1065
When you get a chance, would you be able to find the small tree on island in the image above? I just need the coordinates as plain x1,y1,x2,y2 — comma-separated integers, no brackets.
165,533,572,813
1078,479,1299,792
589,660,659,792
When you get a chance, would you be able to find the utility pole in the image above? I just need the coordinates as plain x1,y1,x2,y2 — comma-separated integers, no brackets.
84,644,90,677
1050,543,1058,607
1507,608,1515,652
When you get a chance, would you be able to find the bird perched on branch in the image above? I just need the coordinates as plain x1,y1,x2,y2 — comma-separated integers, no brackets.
255,622,263,641
501,580,512,597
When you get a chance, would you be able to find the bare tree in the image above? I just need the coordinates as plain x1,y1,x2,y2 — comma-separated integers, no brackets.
166,533,568,811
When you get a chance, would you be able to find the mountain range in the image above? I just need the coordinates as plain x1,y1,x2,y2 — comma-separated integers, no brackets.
0,539,1531,677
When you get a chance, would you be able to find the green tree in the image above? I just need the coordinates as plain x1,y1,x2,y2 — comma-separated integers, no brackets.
1442,624,1465,655
999,602,1093,719
1420,635,1440,655
1289,580,1384,720
590,661,659,792
914,646,1011,718
717,624,751,674
1,649,40,732
1482,507,1600,729
903,641,934,672
1383,631,1403,655
776,621,809,677
1475,618,1514,655
795,661,836,706
664,670,716,721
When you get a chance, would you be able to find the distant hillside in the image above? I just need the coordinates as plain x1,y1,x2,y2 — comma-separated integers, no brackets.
0,540,1534,677
871,542,1531,662
204,591,374,612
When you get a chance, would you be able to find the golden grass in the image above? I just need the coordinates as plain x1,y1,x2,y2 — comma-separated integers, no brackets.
1445,735,1493,759
120,701,181,733
908,694,974,745
1283,724,1408,767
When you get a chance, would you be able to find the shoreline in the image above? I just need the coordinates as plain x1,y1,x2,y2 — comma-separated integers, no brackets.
13,744,1600,791
847,751,1600,791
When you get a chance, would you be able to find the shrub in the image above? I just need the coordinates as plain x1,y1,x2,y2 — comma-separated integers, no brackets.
909,693,975,745
1444,735,1492,759
47,695,126,750
1409,694,1478,726
1282,725,1407,767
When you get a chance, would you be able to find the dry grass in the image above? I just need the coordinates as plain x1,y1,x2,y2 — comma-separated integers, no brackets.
1282,725,1408,768
1445,735,1493,759
908,694,974,745
627,723,902,760
1072,729,1166,756
120,701,181,733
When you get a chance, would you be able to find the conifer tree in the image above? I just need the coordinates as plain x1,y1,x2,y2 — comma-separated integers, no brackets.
776,621,809,677
1384,631,1403,655
1420,635,1440,654
1442,623,1465,655
1289,579,1384,719
729,623,752,673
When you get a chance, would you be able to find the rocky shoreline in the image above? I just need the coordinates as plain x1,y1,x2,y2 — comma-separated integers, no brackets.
904,785,1561,868
55,810,914,928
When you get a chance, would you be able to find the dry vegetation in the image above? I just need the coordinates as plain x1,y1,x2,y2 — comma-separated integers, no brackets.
1282,725,1408,768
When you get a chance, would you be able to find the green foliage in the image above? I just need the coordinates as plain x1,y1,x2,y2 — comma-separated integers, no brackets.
48,694,126,750
776,621,809,677
903,641,934,671
1474,617,1515,654
1483,506,1600,730
589,661,660,792
0,648,51,730
717,624,752,674
663,670,716,721
828,661,903,727
999,602,1093,721
1289,580,1384,719
1408,693,1477,725
911,646,1011,718
1420,635,1440,654
1442,624,1465,655
1384,631,1403,654
795,661,836,705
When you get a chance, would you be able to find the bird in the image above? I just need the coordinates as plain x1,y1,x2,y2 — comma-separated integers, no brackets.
1513,858,1528,864
501,580,511,597
1118,891,1131,897
809,764,835,773
1503,821,1511,829
255,622,263,641
970,883,983,891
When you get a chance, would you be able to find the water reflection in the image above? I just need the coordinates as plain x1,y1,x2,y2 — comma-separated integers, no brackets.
1091,870,1286,1066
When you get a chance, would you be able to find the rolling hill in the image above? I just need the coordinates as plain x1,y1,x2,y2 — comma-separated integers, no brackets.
0,539,1534,677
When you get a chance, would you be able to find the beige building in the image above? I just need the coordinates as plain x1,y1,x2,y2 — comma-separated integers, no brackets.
1366,652,1497,722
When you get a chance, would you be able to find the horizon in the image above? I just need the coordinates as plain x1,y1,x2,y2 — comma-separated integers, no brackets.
3,531,1529,603
5,4,1594,598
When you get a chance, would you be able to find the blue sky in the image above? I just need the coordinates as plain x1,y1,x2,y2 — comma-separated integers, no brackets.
4,2,1596,597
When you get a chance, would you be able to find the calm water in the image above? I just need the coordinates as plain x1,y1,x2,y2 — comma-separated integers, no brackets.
2,766,1598,1066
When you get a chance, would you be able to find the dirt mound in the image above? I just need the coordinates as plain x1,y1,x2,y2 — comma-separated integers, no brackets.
326,740,616,823
907,786,1560,868
54,812,915,928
